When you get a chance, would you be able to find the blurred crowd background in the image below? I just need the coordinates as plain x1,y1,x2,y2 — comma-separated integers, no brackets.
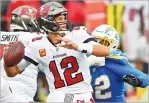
0,0,148,102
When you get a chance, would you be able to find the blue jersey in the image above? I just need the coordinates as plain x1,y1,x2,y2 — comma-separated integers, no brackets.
90,50,149,102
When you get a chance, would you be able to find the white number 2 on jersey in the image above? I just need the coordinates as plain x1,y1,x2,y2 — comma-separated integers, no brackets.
94,75,112,99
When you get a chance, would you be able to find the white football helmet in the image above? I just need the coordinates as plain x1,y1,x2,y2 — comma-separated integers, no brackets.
92,24,119,51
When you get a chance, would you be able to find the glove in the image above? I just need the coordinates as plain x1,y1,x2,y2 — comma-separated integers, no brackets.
123,74,142,87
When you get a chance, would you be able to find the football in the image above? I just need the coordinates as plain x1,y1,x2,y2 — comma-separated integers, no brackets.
4,41,25,67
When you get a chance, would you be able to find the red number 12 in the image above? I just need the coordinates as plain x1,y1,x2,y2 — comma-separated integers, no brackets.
49,56,84,89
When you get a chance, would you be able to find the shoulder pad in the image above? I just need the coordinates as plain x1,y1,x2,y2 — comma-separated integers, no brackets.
107,55,127,60
106,55,128,65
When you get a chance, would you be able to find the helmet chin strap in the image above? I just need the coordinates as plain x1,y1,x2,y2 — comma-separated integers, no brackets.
58,31,68,37
50,31,68,37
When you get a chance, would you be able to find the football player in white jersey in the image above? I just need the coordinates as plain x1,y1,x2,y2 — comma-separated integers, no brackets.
0,77,17,102
4,2,110,103
1,5,43,102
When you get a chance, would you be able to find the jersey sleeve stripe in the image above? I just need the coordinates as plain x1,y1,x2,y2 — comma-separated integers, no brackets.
19,69,25,74
83,38,97,43
23,55,39,66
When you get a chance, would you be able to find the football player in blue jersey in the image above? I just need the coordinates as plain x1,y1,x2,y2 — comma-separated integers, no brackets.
89,24,149,102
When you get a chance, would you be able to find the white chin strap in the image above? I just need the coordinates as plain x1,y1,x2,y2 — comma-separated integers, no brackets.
10,24,24,31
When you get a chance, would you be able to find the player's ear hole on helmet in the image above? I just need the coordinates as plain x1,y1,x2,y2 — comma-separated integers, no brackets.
47,16,54,21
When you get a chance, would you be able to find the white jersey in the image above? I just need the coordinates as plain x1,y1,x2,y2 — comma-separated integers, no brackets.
0,77,16,102
24,28,93,93
2,32,43,101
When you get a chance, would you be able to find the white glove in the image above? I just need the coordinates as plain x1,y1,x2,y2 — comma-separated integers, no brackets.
88,55,105,66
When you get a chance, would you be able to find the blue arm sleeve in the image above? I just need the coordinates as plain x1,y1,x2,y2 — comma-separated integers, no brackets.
108,61,149,87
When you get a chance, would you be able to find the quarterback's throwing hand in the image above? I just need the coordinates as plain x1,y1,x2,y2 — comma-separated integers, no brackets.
58,36,78,50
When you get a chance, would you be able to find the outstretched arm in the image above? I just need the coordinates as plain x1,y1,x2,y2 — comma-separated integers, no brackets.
108,61,149,88
58,35,110,57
